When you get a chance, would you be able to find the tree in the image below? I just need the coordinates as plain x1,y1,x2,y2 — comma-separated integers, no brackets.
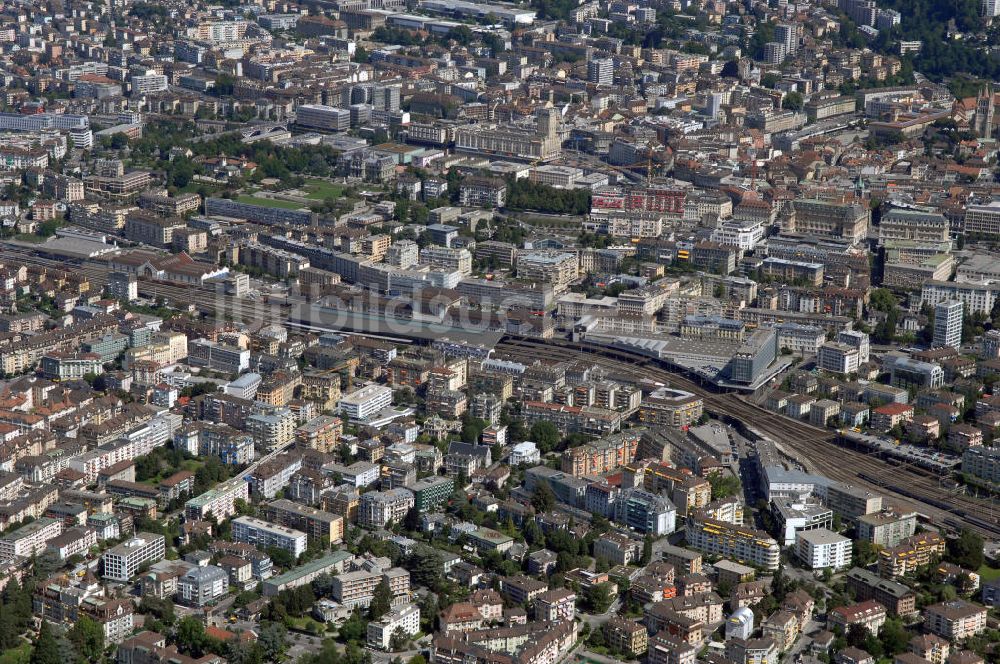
408,656,428,664
641,535,653,566
339,610,368,644
721,60,740,77
266,546,296,569
708,473,742,500
407,548,442,589
869,288,898,313
176,616,208,657
529,421,560,453
461,417,488,444
583,582,614,613
879,618,909,655
531,480,556,513
782,91,804,111
389,627,409,652
523,518,544,545
257,623,287,662
68,615,104,664
31,622,62,664
846,623,869,650
948,529,984,570
227,640,265,664
369,578,393,621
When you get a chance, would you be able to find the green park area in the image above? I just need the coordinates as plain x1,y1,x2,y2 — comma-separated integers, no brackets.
301,179,345,201
236,195,306,210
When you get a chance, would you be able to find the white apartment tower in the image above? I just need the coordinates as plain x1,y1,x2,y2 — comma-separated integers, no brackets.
933,300,963,350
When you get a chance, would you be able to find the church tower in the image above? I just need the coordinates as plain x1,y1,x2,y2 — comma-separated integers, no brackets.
975,84,995,138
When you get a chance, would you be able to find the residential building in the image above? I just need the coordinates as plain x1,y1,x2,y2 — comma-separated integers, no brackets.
795,528,851,570
231,516,307,558
924,600,987,641
177,566,228,607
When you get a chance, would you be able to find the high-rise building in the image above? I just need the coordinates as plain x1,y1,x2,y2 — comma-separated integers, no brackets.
774,23,802,55
933,300,963,350
763,42,786,65
587,58,614,86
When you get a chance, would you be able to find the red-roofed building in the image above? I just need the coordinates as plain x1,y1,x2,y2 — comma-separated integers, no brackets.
871,403,914,432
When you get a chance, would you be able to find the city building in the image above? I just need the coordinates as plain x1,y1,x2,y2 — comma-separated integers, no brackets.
795,528,851,570
102,533,166,582
231,516,308,558
933,300,963,350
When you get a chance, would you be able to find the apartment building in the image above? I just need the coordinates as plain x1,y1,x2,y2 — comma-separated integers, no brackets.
368,603,420,650
358,488,414,528
295,415,343,454
515,251,579,291
331,567,410,608
844,567,917,616
231,516,307,559
684,516,780,570
184,478,250,521
247,409,297,452
857,509,917,548
879,532,946,577
176,565,228,607
0,517,63,558
828,600,886,635
263,499,344,544
561,431,641,476
924,600,987,641
795,528,851,570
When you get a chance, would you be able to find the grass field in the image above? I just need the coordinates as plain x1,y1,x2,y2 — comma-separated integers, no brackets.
978,564,1000,582
178,181,222,195
0,642,31,664
302,180,345,201
236,195,305,210
285,615,327,634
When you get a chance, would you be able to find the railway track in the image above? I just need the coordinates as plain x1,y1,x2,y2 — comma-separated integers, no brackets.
5,246,999,536
495,336,1000,538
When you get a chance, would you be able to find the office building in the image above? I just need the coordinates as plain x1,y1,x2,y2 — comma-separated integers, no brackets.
614,488,677,535
338,384,393,420
188,338,250,374
102,533,166,581
817,342,861,376
296,104,351,131
729,328,777,385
